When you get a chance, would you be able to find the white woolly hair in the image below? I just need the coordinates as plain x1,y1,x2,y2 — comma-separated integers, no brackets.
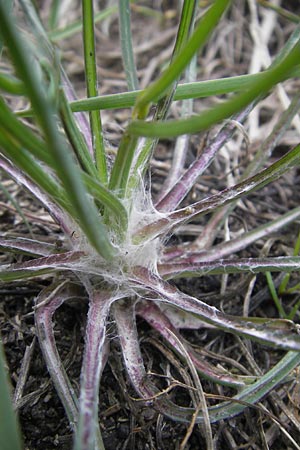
67,174,169,288
122,169,169,274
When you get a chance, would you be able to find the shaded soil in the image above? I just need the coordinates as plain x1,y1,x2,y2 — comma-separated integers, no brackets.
1,1,300,449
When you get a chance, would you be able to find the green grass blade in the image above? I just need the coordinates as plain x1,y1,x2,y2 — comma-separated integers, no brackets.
108,133,138,196
0,73,25,95
0,98,52,166
206,350,300,423
82,0,107,181
82,173,128,232
110,1,198,198
265,272,287,318
118,0,139,91
0,265,52,282
26,12,300,117
0,342,23,450
128,1,197,192
48,0,60,30
133,0,231,118
48,6,117,42
59,91,99,179
259,0,300,24
0,129,70,212
173,1,197,57
0,0,13,57
0,2,115,259
70,69,300,113
129,43,300,138
59,89,128,233
153,0,197,121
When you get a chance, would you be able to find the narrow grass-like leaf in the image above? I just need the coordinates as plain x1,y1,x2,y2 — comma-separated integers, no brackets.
0,98,52,166
118,0,139,91
48,6,117,42
206,350,300,424
132,267,300,351
113,300,149,394
279,231,300,294
152,0,197,122
133,0,231,118
135,144,300,241
0,0,13,57
0,237,57,257
82,0,107,181
0,130,70,213
137,302,249,388
82,173,128,232
169,206,300,264
115,292,300,424
59,91,99,179
156,54,196,201
287,298,300,321
0,156,73,235
171,144,300,221
70,69,299,112
35,283,79,427
0,251,84,282
74,292,113,450
185,91,300,253
48,0,60,30
155,106,251,212
19,0,53,53
0,342,22,450
61,71,93,157
0,2,115,260
108,133,139,196
158,256,300,279
129,43,300,137
266,272,286,318
258,0,300,23
0,73,25,95
127,0,197,192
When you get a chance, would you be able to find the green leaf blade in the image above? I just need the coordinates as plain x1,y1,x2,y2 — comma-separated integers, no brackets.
0,343,23,450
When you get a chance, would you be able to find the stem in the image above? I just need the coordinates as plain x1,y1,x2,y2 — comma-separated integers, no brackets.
132,267,300,351
136,301,247,388
0,156,73,235
113,301,146,393
114,295,300,424
74,291,113,450
35,283,80,428
165,206,300,263
134,144,300,242
158,256,300,279
155,106,251,211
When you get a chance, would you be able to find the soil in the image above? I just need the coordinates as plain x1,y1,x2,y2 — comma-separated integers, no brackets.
1,1,300,449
